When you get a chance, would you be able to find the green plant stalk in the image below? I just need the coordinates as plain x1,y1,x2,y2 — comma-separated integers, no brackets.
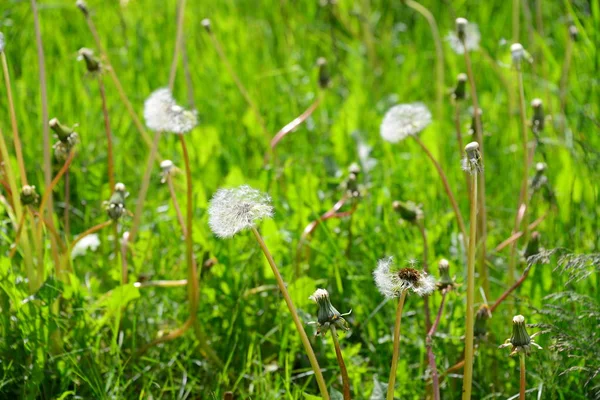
519,354,526,400
405,0,444,122
454,102,471,192
426,290,448,400
168,0,187,90
0,129,35,292
416,219,432,331
251,227,329,400
559,33,574,118
411,135,467,249
98,77,115,191
461,41,489,298
1,52,28,186
513,0,520,42
386,290,408,400
461,170,478,400
330,326,351,400
167,174,186,236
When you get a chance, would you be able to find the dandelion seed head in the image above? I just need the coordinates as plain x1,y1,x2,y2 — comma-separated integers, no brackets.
380,102,432,143
208,185,274,238
447,22,480,54
144,88,197,134
373,257,436,298
71,233,101,258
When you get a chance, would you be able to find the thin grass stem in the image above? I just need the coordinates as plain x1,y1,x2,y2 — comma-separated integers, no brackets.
387,290,408,400
330,326,351,400
426,290,447,400
168,0,187,90
417,220,432,331
98,76,115,190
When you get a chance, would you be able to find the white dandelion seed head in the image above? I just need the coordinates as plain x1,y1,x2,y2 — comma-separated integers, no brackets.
71,233,101,258
380,102,432,143
446,23,480,54
373,257,436,298
144,88,198,134
208,185,274,238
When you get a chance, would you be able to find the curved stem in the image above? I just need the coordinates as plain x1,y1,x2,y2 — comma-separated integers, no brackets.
405,0,444,122
1,52,28,186
519,354,526,400
330,326,351,400
251,227,329,400
461,171,478,400
387,290,408,400
412,136,467,248
426,290,447,400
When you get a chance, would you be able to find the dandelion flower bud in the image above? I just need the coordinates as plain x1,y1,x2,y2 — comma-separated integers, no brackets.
392,200,422,223
499,315,542,356
201,18,211,32
531,163,548,193
437,258,456,291
462,141,483,175
316,57,330,89
144,88,198,134
49,117,78,144
77,48,101,74
474,304,492,339
453,73,468,101
20,185,39,205
106,183,127,221
448,20,480,54
309,288,351,335
0,32,5,53
568,24,578,41
344,163,361,198
380,102,432,143
373,257,436,298
208,185,274,238
524,231,541,259
160,160,177,183
75,0,89,16
531,98,544,131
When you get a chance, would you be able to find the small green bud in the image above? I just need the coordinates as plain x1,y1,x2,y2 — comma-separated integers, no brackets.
76,0,89,17
453,73,467,101
474,304,492,339
531,99,544,131
437,258,456,291
524,231,541,259
456,18,468,41
105,183,127,221
20,185,40,206
77,48,101,74
49,118,75,142
309,288,351,336
499,314,543,356
392,200,422,223
317,57,330,89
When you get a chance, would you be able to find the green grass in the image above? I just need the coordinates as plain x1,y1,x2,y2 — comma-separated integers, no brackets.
1,0,599,398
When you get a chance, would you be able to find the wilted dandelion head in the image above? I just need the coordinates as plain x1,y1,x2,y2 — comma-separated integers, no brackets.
77,48,101,74
0,32,5,53
144,88,198,134
380,103,432,143
208,185,274,238
373,257,436,298
499,314,542,356
201,18,211,32
20,185,39,205
447,21,480,54
511,43,526,67
75,0,89,16
461,141,483,175
309,288,350,335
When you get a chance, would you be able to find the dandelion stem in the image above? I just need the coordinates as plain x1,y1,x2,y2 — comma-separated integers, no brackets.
8,211,27,258
128,131,161,244
64,170,70,236
205,26,270,141
387,290,408,400
404,0,444,122
168,0,187,90
330,326,351,400
167,174,186,236
411,135,467,248
426,289,447,400
251,227,329,400
519,354,526,400
1,52,28,186
495,212,547,252
461,38,489,299
453,102,471,192
512,0,520,42
134,279,187,288
417,219,432,331
559,31,574,121
81,10,158,156
461,169,478,400
38,150,75,217
490,264,532,313
98,76,116,190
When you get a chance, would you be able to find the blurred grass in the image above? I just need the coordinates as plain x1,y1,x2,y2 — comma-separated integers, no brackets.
0,0,599,398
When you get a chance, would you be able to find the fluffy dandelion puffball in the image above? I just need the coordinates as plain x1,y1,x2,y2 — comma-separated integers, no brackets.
144,88,198,134
447,23,480,54
380,102,432,143
373,257,436,298
208,185,274,238
71,234,101,258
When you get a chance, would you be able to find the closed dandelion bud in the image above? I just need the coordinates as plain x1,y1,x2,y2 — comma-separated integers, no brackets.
437,258,456,290
456,18,468,41
0,32,5,53
344,163,361,198
531,162,548,193
20,185,39,205
75,0,89,17
453,73,467,101
317,57,329,89
49,117,78,143
201,18,211,32
77,48,101,74
511,43,532,67
531,99,544,131
309,288,351,335
160,160,177,183
524,231,541,259
500,315,542,356
392,200,422,223
462,141,483,175
474,304,492,339
106,183,127,221
569,24,578,41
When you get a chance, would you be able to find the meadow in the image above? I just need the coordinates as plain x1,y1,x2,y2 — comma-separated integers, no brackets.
0,0,599,398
